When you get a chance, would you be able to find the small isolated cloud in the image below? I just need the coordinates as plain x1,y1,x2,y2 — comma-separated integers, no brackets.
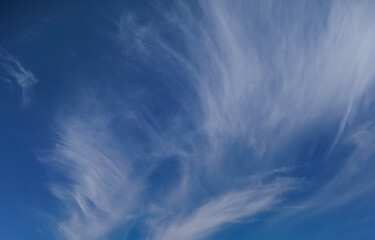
0,47,38,105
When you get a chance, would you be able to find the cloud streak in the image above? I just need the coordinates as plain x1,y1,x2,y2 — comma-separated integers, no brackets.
154,178,295,240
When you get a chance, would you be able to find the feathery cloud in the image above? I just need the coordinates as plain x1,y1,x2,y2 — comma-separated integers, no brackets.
47,0,375,239
0,47,38,105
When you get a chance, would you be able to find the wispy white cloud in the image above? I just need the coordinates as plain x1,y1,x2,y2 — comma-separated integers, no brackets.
0,47,38,105
295,119,375,213
117,0,375,227
47,0,375,239
119,0,375,166
47,97,143,240
154,178,295,240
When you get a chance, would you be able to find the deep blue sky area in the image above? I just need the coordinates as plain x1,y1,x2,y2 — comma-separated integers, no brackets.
1,1,375,240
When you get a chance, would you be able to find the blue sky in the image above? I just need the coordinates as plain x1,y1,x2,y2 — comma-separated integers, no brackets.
1,0,375,239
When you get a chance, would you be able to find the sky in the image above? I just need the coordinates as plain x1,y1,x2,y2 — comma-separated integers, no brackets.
1,0,375,239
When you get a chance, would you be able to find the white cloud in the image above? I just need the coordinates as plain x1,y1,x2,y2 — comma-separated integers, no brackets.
47,0,375,239
47,99,142,240
295,120,375,213
118,0,375,168
0,47,38,105
118,0,375,187
154,178,295,240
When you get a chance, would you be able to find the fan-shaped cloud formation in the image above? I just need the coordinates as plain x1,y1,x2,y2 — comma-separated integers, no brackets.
47,1,375,239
